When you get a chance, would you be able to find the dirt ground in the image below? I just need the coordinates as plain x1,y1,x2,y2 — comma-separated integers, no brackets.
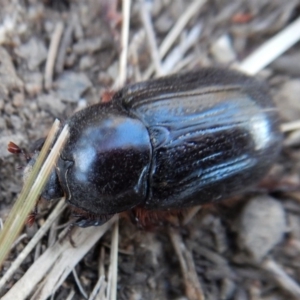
1,0,300,299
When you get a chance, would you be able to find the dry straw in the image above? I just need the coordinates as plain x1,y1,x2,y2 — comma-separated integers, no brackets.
0,120,68,268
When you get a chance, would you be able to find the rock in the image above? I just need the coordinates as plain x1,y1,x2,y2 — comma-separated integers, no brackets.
37,93,66,116
0,116,6,129
155,12,173,34
16,37,48,70
12,93,25,107
24,72,43,96
10,115,23,131
0,47,23,91
274,80,300,122
55,72,92,102
271,53,300,76
73,37,110,54
237,195,286,262
0,98,4,110
79,55,95,70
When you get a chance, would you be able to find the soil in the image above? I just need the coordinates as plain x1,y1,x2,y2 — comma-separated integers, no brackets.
1,0,300,299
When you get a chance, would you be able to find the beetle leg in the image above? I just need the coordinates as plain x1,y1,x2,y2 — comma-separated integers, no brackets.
129,206,181,229
72,213,113,227
69,205,114,227
75,216,109,227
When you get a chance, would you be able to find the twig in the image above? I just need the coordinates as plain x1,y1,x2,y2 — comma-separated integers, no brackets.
95,281,107,300
281,120,300,133
10,233,28,250
116,0,132,88
128,29,145,81
238,16,300,75
47,208,62,248
161,23,202,74
102,242,134,255
210,34,236,64
106,219,119,300
0,120,64,268
183,205,202,226
1,217,117,300
169,227,205,300
262,258,300,299
72,268,88,299
65,289,76,300
94,247,108,299
172,54,196,73
159,0,206,60
89,276,105,300
143,0,206,79
139,0,163,76
55,18,75,74
99,246,106,277
34,241,41,261
45,22,64,90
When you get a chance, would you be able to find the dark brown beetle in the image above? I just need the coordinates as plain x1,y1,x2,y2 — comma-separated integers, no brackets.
10,68,282,227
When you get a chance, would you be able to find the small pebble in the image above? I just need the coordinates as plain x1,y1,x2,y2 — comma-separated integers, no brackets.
79,55,95,70
37,93,66,115
12,93,24,107
24,72,43,96
73,37,110,54
274,80,300,122
237,195,286,262
15,37,47,70
55,72,92,102
0,47,23,90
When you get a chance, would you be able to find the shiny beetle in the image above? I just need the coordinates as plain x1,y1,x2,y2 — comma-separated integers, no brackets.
15,68,283,227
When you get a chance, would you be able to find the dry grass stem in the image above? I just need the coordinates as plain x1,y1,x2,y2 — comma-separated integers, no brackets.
143,0,206,79
89,275,105,300
33,241,41,261
161,23,202,74
238,16,300,75
55,18,75,74
0,201,66,290
47,205,63,247
183,206,202,225
128,29,145,81
280,120,300,133
10,233,27,250
116,0,132,88
169,227,205,300
2,217,117,300
210,34,237,64
106,219,119,300
89,247,107,300
172,54,196,73
44,22,64,90
158,0,206,60
99,246,106,277
139,0,163,76
0,119,62,268
263,259,300,299
65,289,76,300
72,267,88,299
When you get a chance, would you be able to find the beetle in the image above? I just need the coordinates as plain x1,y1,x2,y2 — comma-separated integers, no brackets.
9,68,282,227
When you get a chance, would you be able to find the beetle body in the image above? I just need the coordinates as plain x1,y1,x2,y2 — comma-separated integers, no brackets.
35,68,282,226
